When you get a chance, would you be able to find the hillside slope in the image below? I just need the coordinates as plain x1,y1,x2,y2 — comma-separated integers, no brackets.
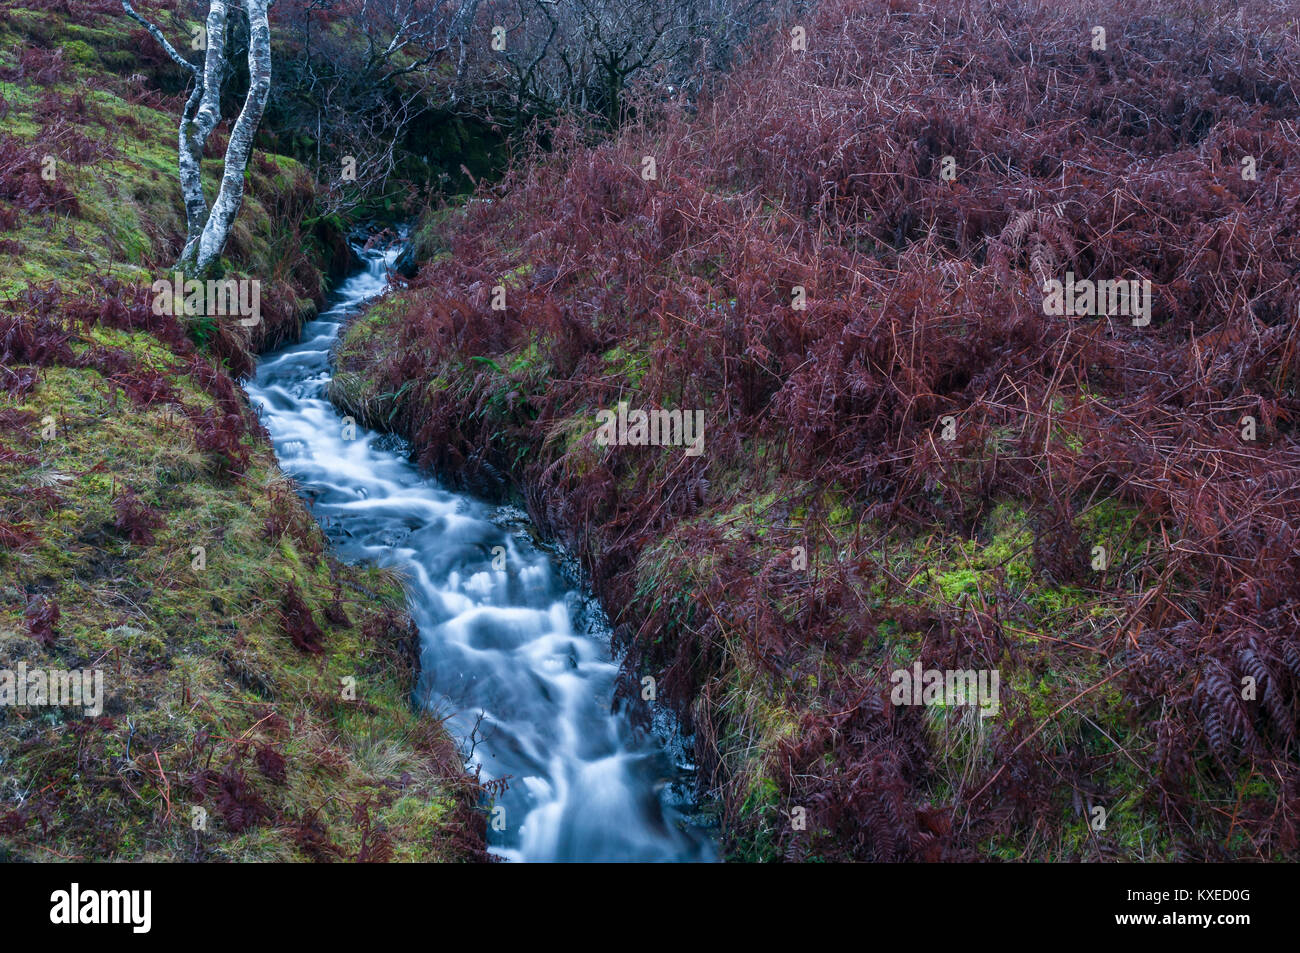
334,0,1300,861
0,1,486,861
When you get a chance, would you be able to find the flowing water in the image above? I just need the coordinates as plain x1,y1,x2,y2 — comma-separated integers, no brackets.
246,236,714,862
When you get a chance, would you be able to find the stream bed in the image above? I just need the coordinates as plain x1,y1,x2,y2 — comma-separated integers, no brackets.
245,236,715,862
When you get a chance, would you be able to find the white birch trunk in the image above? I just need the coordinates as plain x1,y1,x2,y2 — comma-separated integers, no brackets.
180,1,231,267
122,1,272,276
194,0,271,273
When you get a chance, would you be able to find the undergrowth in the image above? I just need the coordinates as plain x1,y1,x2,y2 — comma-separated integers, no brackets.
334,0,1300,861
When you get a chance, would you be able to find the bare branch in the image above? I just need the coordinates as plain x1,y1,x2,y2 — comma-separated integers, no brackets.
120,0,199,75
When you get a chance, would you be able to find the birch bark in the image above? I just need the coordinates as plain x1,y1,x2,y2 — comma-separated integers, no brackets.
122,2,271,275
194,0,271,273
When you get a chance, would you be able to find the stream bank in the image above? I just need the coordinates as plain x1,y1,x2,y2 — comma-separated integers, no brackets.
254,233,716,861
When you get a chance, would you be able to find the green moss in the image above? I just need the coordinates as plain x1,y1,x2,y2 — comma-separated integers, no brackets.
405,204,461,262
0,6,480,863
936,567,981,602
602,344,650,389
60,39,98,67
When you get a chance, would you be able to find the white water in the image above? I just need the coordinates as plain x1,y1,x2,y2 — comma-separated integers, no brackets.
246,237,714,862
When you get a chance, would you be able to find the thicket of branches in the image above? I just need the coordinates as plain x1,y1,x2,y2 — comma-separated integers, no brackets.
264,0,789,211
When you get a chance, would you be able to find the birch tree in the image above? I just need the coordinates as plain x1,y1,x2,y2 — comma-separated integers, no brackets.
122,1,274,275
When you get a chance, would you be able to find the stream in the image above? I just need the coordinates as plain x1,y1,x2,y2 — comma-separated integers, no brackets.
245,236,715,862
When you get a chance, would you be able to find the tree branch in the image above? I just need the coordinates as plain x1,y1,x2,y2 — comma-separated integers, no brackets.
120,0,199,75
